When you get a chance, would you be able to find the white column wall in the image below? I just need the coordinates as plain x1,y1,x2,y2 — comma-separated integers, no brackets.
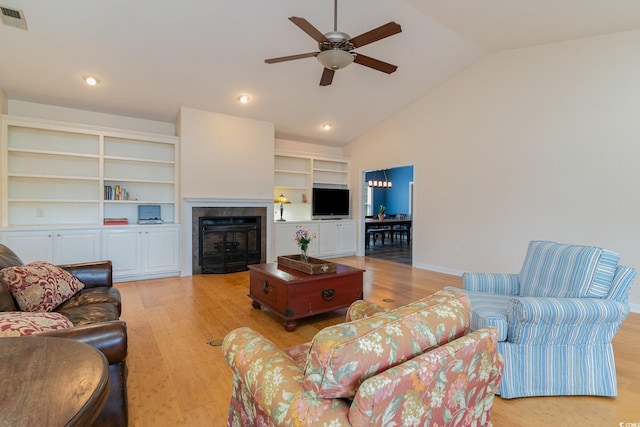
177,107,274,200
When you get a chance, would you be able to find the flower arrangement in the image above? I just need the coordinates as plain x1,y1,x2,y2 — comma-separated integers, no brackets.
294,227,316,262
378,205,386,217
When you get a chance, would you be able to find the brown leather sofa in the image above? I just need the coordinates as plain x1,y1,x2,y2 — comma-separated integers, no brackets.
0,244,128,427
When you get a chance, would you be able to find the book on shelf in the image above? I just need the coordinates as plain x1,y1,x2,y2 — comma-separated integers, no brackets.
104,217,129,225
104,185,130,200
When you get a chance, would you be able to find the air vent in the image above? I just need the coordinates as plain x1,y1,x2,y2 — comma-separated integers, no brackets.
1,6,28,30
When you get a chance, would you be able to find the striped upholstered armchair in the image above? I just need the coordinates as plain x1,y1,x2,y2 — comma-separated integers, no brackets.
453,240,636,399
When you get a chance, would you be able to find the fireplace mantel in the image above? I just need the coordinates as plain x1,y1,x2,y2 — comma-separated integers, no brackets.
184,197,273,207
182,198,275,276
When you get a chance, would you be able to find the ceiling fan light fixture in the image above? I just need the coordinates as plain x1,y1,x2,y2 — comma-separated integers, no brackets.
265,1,401,86
317,49,354,70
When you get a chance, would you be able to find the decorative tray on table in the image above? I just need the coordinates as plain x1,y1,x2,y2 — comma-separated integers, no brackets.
277,255,337,275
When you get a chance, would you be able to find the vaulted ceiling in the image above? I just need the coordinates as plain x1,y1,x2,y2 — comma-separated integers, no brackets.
1,0,639,146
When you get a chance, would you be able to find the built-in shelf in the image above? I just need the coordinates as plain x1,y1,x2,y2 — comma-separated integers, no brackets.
274,151,349,221
1,115,179,227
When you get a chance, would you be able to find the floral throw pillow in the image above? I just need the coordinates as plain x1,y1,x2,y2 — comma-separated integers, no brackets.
303,290,471,399
0,311,74,336
1,261,85,312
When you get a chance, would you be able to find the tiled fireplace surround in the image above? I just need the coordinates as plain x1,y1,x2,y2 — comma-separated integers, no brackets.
183,198,274,275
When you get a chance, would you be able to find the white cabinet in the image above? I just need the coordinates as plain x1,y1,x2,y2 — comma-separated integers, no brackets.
0,116,181,281
274,222,318,257
1,115,179,226
54,229,102,264
0,228,101,264
317,220,357,257
274,220,355,259
102,225,180,281
142,227,181,274
101,228,142,277
274,152,349,221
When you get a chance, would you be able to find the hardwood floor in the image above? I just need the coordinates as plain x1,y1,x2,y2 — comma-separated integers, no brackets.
365,234,412,265
117,256,640,426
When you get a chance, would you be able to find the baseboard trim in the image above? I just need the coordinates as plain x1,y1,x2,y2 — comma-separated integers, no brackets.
413,262,464,277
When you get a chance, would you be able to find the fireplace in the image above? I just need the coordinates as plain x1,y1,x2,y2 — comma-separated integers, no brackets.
199,216,261,273
190,204,268,275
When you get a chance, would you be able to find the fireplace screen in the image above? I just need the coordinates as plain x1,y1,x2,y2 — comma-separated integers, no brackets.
199,216,261,274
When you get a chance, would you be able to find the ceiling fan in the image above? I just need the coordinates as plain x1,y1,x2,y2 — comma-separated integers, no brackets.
265,0,402,86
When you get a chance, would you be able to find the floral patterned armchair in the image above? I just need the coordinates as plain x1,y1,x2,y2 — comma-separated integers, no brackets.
222,290,503,426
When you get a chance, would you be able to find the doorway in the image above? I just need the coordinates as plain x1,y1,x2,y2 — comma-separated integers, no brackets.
363,166,413,265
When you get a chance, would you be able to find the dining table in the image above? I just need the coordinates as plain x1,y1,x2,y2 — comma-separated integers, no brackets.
365,218,412,247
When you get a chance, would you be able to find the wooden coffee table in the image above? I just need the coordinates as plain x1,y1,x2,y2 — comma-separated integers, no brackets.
248,262,364,331
0,336,109,427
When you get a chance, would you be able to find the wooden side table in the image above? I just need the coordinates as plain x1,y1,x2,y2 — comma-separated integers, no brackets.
0,336,109,427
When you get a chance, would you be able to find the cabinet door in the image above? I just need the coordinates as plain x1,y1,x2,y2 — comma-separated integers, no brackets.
275,223,318,257
142,227,180,273
54,229,101,264
338,221,357,254
317,222,339,256
102,229,142,277
317,221,357,257
0,231,54,263
275,224,299,256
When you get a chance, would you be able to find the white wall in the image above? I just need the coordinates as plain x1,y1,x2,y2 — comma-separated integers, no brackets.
0,89,7,114
345,29,640,309
177,107,274,200
276,138,345,158
7,100,175,135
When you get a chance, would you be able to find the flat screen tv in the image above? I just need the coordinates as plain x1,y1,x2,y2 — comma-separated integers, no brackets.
312,187,350,219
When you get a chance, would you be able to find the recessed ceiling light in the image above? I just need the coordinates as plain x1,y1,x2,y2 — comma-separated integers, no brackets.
321,123,332,131
237,94,251,104
82,75,100,86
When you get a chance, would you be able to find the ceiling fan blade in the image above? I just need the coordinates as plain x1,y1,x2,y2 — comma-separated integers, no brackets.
320,68,335,86
354,53,398,74
350,22,402,48
265,52,318,64
289,16,329,43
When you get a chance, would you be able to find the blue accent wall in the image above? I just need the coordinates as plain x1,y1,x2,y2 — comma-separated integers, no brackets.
365,166,413,215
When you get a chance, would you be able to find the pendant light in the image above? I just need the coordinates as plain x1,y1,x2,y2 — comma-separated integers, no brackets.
368,170,392,188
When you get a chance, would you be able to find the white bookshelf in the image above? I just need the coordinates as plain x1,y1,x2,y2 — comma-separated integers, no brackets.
1,115,179,227
274,151,349,221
